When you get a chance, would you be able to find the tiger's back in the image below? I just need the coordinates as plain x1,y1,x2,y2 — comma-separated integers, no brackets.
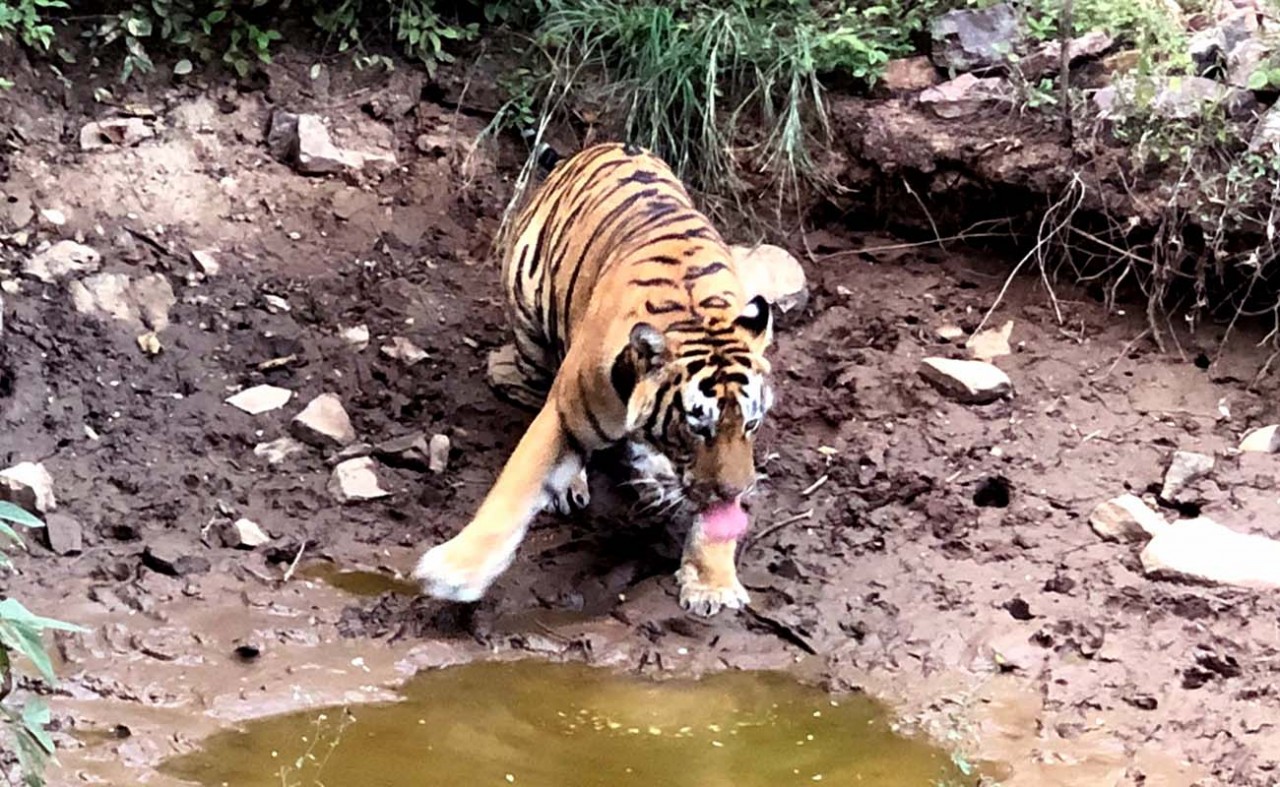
500,142,751,402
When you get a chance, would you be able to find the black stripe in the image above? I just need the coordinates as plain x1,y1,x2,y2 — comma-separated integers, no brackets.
561,187,662,344
698,295,730,309
631,277,677,287
685,262,728,280
645,300,686,315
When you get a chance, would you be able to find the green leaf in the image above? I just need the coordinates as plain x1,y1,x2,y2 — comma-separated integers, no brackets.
1248,70,1270,91
0,502,44,530
0,621,57,683
1268,68,1280,88
125,16,152,37
173,59,193,75
206,9,226,24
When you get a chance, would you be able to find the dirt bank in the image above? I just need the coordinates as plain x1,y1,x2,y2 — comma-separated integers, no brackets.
2,43,1280,787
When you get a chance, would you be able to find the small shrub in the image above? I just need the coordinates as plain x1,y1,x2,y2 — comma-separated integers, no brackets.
1,501,85,787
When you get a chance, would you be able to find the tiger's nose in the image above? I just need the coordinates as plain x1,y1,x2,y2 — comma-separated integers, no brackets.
714,480,747,501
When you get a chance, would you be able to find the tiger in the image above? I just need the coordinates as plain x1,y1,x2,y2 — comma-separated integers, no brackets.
412,141,776,617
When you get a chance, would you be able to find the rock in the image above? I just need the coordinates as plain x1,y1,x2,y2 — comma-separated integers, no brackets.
428,434,451,474
275,113,398,176
39,208,66,227
881,56,941,91
1019,30,1114,79
1160,450,1215,503
266,109,300,161
487,344,523,394
42,512,83,555
1250,105,1280,152
380,336,429,365
1094,75,1257,120
328,457,391,502
918,358,1012,404
374,433,431,471
226,385,293,415
79,118,155,151
929,4,1020,72
1089,494,1169,543
143,537,211,577
1227,36,1271,87
340,324,370,350
966,319,1013,362
919,74,1014,119
1189,27,1228,75
291,393,357,448
935,324,966,342
253,436,306,464
1141,517,1280,590
1239,425,1280,453
67,273,175,331
217,518,271,549
191,249,221,277
730,243,809,319
24,240,102,283
0,462,57,513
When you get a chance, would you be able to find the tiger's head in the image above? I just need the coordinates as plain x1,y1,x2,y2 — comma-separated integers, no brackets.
612,294,775,509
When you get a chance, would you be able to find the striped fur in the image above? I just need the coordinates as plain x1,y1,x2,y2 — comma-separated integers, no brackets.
414,142,775,617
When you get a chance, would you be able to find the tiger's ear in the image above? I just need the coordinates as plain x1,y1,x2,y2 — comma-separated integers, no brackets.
611,323,667,401
735,295,772,338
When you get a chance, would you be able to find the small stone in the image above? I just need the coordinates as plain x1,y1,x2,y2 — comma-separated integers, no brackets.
881,56,940,91
935,324,966,341
1089,494,1169,543
67,272,175,330
136,331,162,355
1250,106,1280,153
191,249,221,277
1141,517,1280,590
291,393,357,447
919,74,1013,119
428,434,451,474
1160,450,1215,503
42,513,83,555
918,358,1012,404
380,336,429,365
1240,425,1280,453
930,4,1020,72
374,433,431,471
966,319,1014,362
0,462,57,513
226,385,293,415
1226,36,1270,88
218,518,271,549
253,436,305,464
79,117,155,151
282,114,397,176
340,324,370,350
1018,30,1114,79
24,240,102,283
328,458,391,503
143,536,211,577
39,208,67,226
730,243,809,319
266,109,300,161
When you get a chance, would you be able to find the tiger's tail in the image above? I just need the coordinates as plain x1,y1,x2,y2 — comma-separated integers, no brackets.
521,128,562,174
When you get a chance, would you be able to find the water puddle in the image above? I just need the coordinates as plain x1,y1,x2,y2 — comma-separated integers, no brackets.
162,661,971,786
296,561,419,597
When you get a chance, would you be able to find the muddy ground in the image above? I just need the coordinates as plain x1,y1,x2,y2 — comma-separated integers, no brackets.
3,43,1280,787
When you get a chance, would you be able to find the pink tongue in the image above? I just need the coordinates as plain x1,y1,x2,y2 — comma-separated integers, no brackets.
699,500,749,542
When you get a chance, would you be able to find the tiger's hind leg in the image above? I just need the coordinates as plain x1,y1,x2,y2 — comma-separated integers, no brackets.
486,342,590,516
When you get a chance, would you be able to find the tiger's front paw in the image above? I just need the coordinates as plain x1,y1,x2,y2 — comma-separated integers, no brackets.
413,534,517,603
675,564,750,618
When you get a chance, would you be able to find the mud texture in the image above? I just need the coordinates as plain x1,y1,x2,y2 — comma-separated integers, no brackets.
2,42,1280,787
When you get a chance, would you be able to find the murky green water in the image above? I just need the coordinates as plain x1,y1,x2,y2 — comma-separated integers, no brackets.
296,561,419,597
162,661,970,787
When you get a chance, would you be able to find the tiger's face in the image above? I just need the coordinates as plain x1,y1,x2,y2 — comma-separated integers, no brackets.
615,295,775,510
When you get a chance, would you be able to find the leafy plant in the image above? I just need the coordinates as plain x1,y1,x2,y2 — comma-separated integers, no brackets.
1,501,85,787
0,0,64,51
